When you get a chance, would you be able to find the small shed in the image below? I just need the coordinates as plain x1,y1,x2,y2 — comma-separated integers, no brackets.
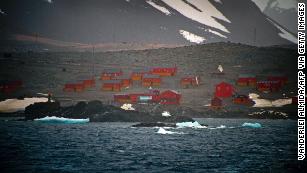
159,90,181,105
101,69,123,80
151,66,177,76
233,95,253,105
102,80,122,92
211,97,222,108
215,82,234,98
131,68,150,81
63,83,76,92
257,81,281,92
75,83,85,92
142,74,161,87
237,74,257,87
180,76,200,88
0,80,23,93
267,74,288,86
114,94,131,103
78,76,95,88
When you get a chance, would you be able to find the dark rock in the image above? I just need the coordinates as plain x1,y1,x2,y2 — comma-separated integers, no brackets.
132,122,176,128
25,101,61,120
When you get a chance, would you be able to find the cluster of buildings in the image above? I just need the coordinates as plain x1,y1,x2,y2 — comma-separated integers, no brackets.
211,74,289,108
59,66,291,107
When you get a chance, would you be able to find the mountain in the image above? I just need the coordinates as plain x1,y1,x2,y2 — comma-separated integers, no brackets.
0,0,298,51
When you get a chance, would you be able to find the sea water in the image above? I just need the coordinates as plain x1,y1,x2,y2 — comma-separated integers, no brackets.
0,118,303,172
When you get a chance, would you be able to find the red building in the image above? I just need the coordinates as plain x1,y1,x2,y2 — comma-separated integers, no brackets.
267,74,288,86
114,94,131,103
0,80,23,93
101,69,123,80
142,74,161,87
116,76,132,88
215,82,234,98
63,83,76,92
151,66,177,76
256,81,281,92
233,95,253,105
159,90,181,105
102,80,122,92
78,76,95,88
237,74,257,86
211,97,222,108
180,76,200,88
131,68,150,81
75,83,85,92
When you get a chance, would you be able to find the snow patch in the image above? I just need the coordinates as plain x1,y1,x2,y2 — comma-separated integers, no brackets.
267,18,297,44
213,0,222,4
120,103,135,111
206,29,227,38
0,9,7,15
0,97,49,113
218,64,223,72
162,111,171,117
163,0,230,32
242,122,262,128
44,0,53,3
34,116,89,124
179,30,205,44
249,93,292,108
147,0,171,16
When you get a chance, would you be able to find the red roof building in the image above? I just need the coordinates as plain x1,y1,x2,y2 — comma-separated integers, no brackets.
237,74,257,87
256,81,281,92
116,76,132,88
0,80,23,93
267,74,288,86
102,80,122,92
233,95,253,105
159,90,181,105
101,69,123,80
211,97,222,108
142,74,161,87
215,82,234,98
114,94,131,103
63,83,76,92
131,69,150,81
180,76,200,88
151,66,177,76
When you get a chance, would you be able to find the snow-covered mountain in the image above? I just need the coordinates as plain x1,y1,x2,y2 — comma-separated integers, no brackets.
0,0,298,51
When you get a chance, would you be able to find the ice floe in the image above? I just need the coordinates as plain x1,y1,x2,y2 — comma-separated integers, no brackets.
157,127,184,134
176,121,207,128
34,116,89,124
242,122,262,128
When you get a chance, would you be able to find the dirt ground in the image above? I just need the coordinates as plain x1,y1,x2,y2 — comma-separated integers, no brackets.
0,43,297,114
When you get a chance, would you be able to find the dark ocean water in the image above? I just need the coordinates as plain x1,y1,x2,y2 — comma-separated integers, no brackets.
0,118,304,173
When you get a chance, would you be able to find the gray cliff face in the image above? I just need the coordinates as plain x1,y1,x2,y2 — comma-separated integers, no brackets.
0,0,296,51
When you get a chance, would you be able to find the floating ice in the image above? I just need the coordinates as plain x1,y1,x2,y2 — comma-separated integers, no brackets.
162,111,171,117
157,127,183,134
34,116,89,124
176,121,207,128
242,122,262,128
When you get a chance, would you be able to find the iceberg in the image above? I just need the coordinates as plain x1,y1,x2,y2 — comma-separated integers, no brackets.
156,127,183,134
176,121,207,128
34,116,89,124
242,122,262,128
